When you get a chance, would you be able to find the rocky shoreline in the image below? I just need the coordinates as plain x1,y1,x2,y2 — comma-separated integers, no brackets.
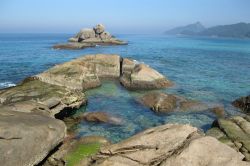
0,54,249,166
53,24,127,50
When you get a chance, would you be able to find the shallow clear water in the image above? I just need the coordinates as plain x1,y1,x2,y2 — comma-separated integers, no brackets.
0,34,250,142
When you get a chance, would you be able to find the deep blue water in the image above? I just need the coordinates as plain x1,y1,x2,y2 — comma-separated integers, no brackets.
0,34,250,142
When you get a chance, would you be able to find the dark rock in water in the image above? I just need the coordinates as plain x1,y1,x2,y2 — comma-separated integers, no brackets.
140,92,208,113
84,124,247,166
120,58,172,90
140,92,177,113
0,109,66,166
206,115,250,161
232,95,250,113
53,24,127,50
53,42,95,50
82,112,123,125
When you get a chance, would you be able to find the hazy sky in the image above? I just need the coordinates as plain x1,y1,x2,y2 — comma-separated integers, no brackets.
1,0,250,34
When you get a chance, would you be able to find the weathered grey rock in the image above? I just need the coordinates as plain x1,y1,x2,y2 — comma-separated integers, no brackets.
78,28,96,41
35,58,101,90
0,79,86,116
207,115,250,161
100,31,112,40
87,124,247,166
0,109,66,166
36,54,121,91
140,92,208,113
120,61,172,90
94,24,105,34
232,95,250,113
81,54,121,78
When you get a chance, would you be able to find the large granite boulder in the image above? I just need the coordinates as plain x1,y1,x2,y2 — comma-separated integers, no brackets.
36,54,121,90
232,95,250,113
86,124,247,166
0,79,86,116
120,58,172,90
0,109,66,166
77,28,96,41
207,115,250,161
94,24,105,34
53,24,127,50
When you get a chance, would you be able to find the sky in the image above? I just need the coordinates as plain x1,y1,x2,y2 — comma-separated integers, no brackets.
0,0,250,34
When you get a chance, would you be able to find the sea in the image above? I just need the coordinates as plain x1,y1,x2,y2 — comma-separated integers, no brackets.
0,34,250,142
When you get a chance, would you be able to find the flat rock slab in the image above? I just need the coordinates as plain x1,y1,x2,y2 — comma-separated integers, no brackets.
0,109,66,166
86,124,247,166
0,79,86,116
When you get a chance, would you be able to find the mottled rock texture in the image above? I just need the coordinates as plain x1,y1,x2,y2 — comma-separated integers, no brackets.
85,124,248,166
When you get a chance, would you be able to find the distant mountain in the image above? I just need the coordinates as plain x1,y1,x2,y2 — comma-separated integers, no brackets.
165,22,250,38
165,22,206,35
199,22,250,38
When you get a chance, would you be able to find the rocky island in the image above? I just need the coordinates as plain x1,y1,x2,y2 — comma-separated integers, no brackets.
53,24,127,50
0,54,249,166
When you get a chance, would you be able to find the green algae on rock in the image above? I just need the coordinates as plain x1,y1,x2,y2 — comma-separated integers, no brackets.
85,124,247,166
207,115,250,161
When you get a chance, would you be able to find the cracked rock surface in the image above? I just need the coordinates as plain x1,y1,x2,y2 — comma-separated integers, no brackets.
85,124,248,166
0,109,66,166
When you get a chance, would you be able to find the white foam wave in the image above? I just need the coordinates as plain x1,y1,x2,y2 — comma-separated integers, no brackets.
0,82,16,89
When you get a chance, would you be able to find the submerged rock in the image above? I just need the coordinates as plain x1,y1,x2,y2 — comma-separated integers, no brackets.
84,124,247,166
206,115,250,161
53,24,127,50
140,92,208,113
82,112,123,125
0,109,66,166
232,95,250,113
120,59,172,90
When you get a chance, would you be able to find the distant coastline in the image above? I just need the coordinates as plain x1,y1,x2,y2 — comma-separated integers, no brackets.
165,22,250,38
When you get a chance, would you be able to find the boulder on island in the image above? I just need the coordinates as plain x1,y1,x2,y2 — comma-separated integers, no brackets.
53,24,127,50
0,109,66,166
206,115,250,161
82,124,247,166
120,58,173,90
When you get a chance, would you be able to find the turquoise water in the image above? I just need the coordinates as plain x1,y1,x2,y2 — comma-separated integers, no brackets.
0,34,250,142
